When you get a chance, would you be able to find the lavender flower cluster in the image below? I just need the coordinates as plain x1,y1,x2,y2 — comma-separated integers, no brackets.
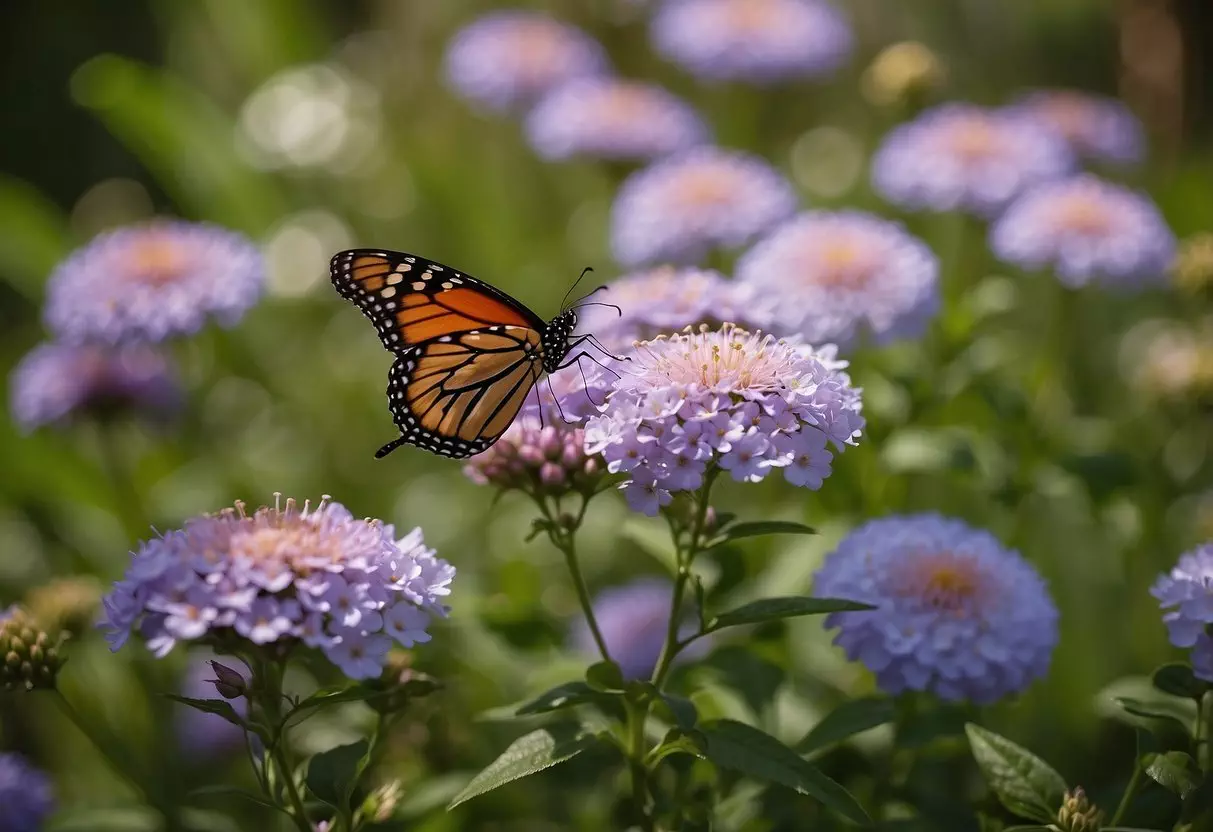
584,324,864,515
101,495,455,679
1153,544,1213,681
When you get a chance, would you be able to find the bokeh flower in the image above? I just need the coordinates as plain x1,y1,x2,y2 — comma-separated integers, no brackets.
525,79,708,162
44,220,264,345
25,576,104,640
1011,89,1145,165
177,659,248,755
1124,320,1213,403
814,514,1059,704
651,0,852,84
9,342,180,432
585,324,863,515
1153,544,1213,681
990,175,1175,288
1174,233,1213,295
871,104,1074,217
0,753,54,832
611,148,798,267
572,578,707,679
444,12,608,113
861,41,945,107
100,494,455,680
580,266,772,349
735,211,940,347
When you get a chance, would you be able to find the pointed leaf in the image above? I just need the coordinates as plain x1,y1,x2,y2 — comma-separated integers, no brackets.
1113,697,1192,736
718,521,817,543
289,682,395,715
707,597,874,632
797,697,896,754
516,682,601,716
646,731,706,768
187,785,281,811
699,719,870,825
586,660,625,692
1152,664,1210,700
656,693,698,732
306,740,370,812
1143,751,1200,799
965,724,1066,824
447,724,598,809
1180,774,1213,823
163,695,244,729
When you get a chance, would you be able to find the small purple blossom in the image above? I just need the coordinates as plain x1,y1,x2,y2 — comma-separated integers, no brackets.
990,174,1176,289
44,220,264,345
177,659,248,755
0,753,54,832
1153,544,1213,681
736,211,940,347
444,12,609,113
100,495,454,680
871,104,1074,217
525,79,708,162
651,0,852,84
585,324,863,515
611,148,798,267
814,514,1059,704
1010,90,1145,165
9,342,180,431
464,415,604,497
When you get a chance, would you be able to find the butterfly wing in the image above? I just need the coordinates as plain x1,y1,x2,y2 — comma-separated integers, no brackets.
330,249,545,352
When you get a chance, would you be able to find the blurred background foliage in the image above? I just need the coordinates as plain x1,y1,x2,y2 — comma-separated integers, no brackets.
3,1,1213,830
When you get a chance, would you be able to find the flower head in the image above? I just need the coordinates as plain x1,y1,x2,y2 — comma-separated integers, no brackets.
525,79,708,162
177,659,248,755
1011,90,1145,165
0,753,54,832
651,0,852,84
581,266,772,349
990,175,1175,288
10,342,180,432
100,495,455,680
1153,544,1213,681
871,104,1074,217
572,578,707,679
44,220,264,345
444,12,608,113
814,514,1058,704
736,211,940,347
585,324,863,515
0,606,64,692
464,417,605,497
611,148,798,267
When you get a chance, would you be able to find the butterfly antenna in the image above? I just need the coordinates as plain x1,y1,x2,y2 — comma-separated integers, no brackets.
574,300,623,318
560,266,595,312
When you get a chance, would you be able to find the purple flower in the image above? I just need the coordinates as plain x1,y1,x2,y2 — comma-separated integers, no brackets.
871,104,1074,217
99,495,454,680
572,578,707,679
611,148,798,267
736,211,939,347
1153,544,1213,681
1010,90,1145,165
9,342,180,431
177,659,248,755
444,12,608,113
44,220,264,345
463,415,605,497
651,0,852,84
526,79,708,162
814,514,1059,704
990,174,1175,289
0,753,54,832
580,266,772,349
585,324,863,515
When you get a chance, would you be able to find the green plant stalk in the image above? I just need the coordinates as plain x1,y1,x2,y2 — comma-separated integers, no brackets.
1108,758,1143,827
251,656,314,832
624,696,654,832
1198,691,1211,773
539,495,613,665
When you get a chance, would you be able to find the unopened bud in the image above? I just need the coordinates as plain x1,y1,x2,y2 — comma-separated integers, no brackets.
1056,787,1103,832
208,660,248,699
0,606,63,691
361,780,403,823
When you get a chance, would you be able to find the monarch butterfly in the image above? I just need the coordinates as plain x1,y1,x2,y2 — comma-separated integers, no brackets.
330,249,606,459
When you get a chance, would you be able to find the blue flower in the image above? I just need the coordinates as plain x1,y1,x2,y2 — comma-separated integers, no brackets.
651,0,852,84
444,12,608,113
0,753,54,832
44,220,264,345
9,342,180,431
990,174,1175,289
611,148,798,267
525,78,708,162
735,211,940,348
1010,90,1145,165
1152,544,1213,681
871,104,1074,217
814,514,1059,704
100,495,455,680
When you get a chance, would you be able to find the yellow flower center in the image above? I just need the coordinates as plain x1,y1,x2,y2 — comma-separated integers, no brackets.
941,115,1004,163
125,235,190,286
722,0,782,32
1050,192,1116,236
672,166,736,210
899,553,985,612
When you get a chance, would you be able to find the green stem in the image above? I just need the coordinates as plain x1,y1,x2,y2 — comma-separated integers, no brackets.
540,496,613,664
252,656,314,832
1197,692,1210,773
271,741,314,832
624,697,654,832
1109,757,1144,827
91,421,150,544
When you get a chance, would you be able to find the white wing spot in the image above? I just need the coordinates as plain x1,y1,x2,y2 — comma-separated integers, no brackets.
381,287,397,299
386,273,404,286
441,281,453,290
412,281,425,290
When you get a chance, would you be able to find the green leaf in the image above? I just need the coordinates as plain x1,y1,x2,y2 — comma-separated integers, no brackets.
707,596,875,632
717,521,817,543
1143,751,1200,799
45,807,160,831
797,697,895,755
1180,774,1213,823
1113,697,1192,736
306,740,371,814
447,724,599,809
515,681,602,716
1152,663,1210,700
187,785,281,811
289,682,394,715
163,695,245,729
965,723,1066,824
656,693,699,732
698,719,870,825
646,731,706,768
585,660,626,692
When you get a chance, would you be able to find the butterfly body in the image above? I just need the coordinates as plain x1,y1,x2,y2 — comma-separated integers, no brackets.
330,249,578,459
